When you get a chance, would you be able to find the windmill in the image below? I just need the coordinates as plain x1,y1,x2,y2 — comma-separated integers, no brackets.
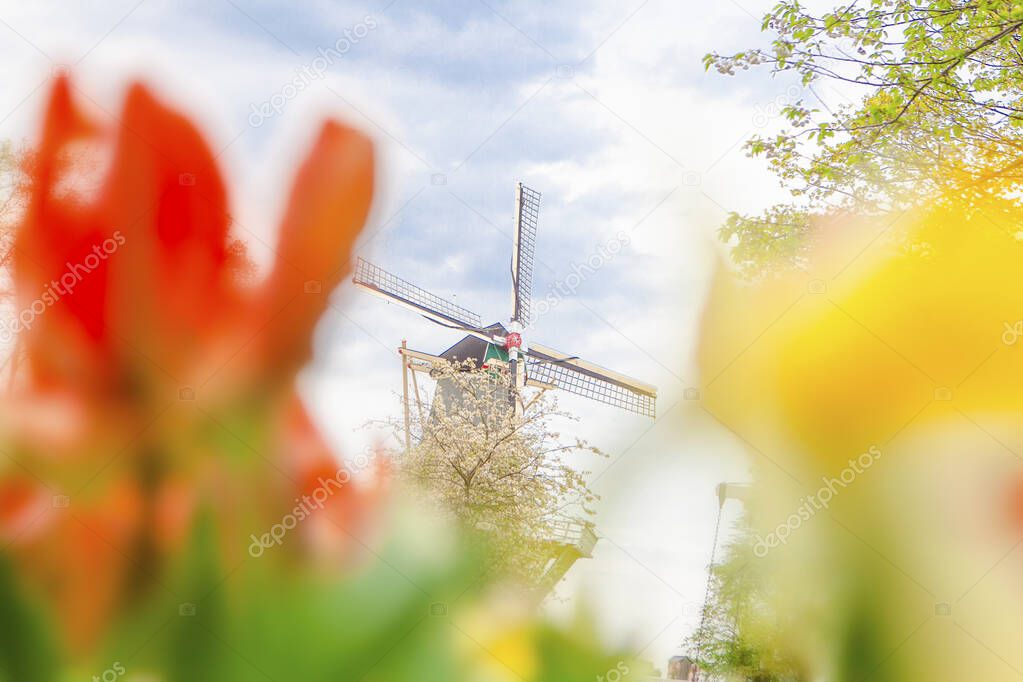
352,182,657,421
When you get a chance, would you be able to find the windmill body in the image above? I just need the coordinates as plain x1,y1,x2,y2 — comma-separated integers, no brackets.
427,323,510,426
353,182,657,419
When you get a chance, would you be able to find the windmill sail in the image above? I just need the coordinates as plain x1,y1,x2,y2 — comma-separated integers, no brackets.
511,184,540,325
525,343,657,418
353,257,482,330
353,182,657,420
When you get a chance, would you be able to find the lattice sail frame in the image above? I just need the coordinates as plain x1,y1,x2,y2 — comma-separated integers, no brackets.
511,184,540,324
353,258,482,329
525,356,656,418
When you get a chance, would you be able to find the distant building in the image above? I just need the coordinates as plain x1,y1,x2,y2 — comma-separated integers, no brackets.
667,655,698,680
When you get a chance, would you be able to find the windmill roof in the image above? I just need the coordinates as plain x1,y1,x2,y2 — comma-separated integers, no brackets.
439,322,506,367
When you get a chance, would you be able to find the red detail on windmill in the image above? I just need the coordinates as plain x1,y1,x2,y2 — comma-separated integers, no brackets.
504,332,522,350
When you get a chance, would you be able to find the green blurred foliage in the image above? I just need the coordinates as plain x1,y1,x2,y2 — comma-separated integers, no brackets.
0,497,631,682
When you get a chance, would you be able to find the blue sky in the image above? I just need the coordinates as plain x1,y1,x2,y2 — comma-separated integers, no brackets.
0,0,824,669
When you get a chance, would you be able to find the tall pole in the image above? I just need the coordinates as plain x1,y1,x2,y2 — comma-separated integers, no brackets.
508,349,518,415
400,340,411,454
695,488,728,678
507,341,527,417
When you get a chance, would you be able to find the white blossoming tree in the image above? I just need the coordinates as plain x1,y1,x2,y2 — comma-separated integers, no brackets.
384,360,604,583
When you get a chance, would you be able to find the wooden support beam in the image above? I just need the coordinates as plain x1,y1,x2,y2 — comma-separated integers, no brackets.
409,361,427,428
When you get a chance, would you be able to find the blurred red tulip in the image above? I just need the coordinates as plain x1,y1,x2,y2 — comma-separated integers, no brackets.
2,76,380,654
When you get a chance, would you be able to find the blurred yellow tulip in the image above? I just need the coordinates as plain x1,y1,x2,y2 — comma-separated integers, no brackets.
700,198,1023,679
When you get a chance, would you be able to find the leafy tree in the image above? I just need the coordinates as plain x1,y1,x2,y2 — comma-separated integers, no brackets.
684,521,805,681
707,1,1023,273
386,360,604,583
